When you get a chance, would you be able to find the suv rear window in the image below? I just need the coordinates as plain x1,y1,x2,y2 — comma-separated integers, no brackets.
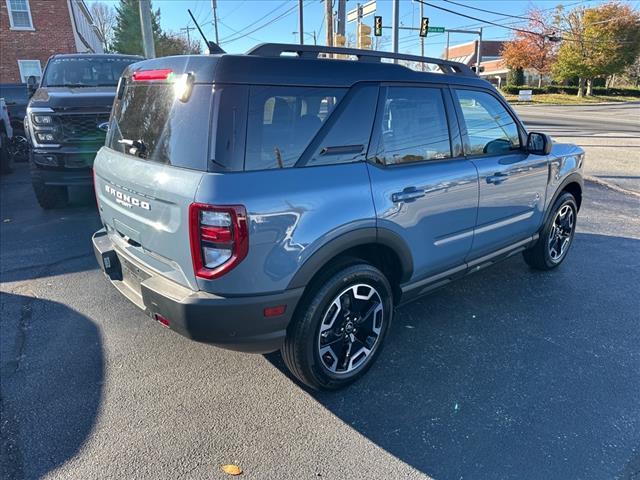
245,86,345,170
107,82,212,170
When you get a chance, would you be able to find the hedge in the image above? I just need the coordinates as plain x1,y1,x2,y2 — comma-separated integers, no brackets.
500,85,640,96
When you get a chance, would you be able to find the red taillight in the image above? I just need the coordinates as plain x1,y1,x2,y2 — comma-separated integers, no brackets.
132,69,173,81
264,305,286,318
154,313,170,327
189,203,248,280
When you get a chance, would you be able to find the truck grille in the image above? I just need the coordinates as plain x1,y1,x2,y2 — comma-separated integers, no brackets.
59,114,109,142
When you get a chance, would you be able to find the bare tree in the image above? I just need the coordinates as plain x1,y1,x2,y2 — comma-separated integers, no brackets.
90,2,116,52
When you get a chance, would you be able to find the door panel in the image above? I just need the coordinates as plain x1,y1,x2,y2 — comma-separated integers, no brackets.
367,86,479,282
368,161,479,280
452,88,549,258
471,154,549,256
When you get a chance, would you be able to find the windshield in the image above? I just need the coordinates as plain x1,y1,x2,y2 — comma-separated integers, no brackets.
42,57,138,87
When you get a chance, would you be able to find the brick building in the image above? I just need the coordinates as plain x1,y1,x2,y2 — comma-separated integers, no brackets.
443,39,550,87
0,0,103,84
443,40,509,86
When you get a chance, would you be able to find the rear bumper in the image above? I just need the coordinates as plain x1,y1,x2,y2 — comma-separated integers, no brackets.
92,228,303,353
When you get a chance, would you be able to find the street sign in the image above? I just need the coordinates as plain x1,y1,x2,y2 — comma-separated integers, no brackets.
347,0,376,23
518,89,533,101
374,15,382,36
428,27,445,33
419,17,429,37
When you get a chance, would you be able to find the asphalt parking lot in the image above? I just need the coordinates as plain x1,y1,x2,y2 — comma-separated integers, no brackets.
1,149,639,477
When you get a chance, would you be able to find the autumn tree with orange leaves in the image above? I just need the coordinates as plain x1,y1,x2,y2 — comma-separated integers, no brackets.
501,8,560,87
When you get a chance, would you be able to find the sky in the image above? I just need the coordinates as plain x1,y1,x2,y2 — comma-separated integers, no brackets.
86,0,628,57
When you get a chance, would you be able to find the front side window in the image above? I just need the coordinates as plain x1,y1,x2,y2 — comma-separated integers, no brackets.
17,59,41,83
6,0,33,29
245,86,345,170
454,89,521,156
371,86,452,166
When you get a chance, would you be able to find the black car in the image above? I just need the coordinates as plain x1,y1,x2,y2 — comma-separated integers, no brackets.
25,53,142,209
0,83,28,136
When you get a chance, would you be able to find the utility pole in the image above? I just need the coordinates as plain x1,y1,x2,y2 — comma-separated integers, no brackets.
337,0,346,36
139,0,156,58
392,0,399,60
211,0,219,44
325,0,333,47
476,27,483,74
298,0,304,44
445,31,450,60
180,25,195,46
419,0,424,59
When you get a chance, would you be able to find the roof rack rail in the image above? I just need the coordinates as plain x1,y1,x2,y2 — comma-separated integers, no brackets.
246,43,475,77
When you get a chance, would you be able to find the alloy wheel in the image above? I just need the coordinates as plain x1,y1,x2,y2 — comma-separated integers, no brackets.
548,204,575,262
317,283,384,375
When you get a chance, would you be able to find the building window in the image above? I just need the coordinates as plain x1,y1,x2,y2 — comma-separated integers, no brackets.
6,0,34,30
17,60,42,83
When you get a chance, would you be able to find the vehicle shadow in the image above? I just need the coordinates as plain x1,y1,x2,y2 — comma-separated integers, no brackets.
267,232,640,479
0,292,104,480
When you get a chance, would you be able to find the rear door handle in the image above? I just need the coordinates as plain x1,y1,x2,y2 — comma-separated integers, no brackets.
320,144,364,156
392,188,425,203
486,172,509,184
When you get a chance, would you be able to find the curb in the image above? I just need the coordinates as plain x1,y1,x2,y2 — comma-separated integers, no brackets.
585,176,640,198
511,101,640,107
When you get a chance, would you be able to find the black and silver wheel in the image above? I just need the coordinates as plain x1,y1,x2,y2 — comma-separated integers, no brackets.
523,192,578,270
547,204,574,263
282,262,393,390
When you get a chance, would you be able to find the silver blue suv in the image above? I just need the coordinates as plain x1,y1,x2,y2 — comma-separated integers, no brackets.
92,44,584,390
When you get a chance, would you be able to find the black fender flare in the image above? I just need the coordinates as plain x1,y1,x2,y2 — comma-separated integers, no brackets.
287,227,414,289
543,173,583,226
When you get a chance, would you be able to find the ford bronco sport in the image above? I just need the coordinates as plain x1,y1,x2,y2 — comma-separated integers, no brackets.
25,54,142,209
93,44,584,390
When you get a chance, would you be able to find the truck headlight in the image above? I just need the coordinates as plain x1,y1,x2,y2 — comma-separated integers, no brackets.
33,114,53,125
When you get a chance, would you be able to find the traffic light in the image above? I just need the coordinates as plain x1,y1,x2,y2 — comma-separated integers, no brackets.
334,33,346,47
374,16,382,37
420,17,429,38
358,23,372,49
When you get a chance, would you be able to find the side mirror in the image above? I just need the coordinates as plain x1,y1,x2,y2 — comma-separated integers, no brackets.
527,132,552,155
26,75,38,97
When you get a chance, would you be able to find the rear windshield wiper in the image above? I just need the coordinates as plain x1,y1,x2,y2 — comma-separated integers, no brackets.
118,138,148,158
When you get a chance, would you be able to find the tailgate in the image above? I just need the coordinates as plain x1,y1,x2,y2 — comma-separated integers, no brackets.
94,147,204,289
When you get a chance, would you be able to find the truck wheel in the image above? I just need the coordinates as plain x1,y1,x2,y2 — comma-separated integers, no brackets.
0,130,12,174
282,262,393,390
523,192,578,270
31,165,68,209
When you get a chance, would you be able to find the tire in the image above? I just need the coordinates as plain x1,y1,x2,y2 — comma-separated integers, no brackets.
0,130,12,174
30,163,68,209
282,261,394,390
523,192,578,270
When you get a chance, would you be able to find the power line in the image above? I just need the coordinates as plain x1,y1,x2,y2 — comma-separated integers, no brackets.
219,0,247,21
220,2,300,44
218,18,263,43
415,0,638,45
442,0,533,22
219,0,290,42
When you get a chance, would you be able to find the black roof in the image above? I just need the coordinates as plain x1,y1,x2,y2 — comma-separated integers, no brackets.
125,43,491,89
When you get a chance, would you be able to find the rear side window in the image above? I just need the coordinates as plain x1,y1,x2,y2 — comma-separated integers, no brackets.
371,86,452,166
454,89,521,155
245,86,346,170
108,82,212,170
